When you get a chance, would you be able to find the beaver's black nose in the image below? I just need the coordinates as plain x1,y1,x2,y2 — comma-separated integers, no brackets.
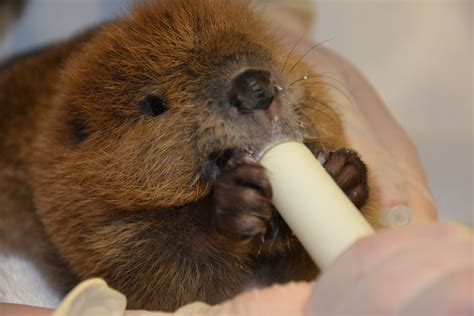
228,69,275,111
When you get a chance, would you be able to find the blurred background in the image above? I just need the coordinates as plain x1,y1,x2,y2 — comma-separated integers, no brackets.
0,0,472,226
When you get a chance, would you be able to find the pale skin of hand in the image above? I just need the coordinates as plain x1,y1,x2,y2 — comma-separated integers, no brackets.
265,3,438,225
307,221,474,315
304,44,437,225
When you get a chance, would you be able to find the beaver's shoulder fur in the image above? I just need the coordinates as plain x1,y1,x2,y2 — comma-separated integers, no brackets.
0,28,103,293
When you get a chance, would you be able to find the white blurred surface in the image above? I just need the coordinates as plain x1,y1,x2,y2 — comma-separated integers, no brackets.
313,0,473,226
0,0,130,57
0,253,60,307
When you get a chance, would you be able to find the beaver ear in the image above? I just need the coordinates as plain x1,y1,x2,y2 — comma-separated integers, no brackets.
71,117,89,143
139,95,168,117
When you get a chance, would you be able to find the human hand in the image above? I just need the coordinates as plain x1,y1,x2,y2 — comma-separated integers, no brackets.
302,44,438,226
307,221,474,315
263,12,437,225
141,222,470,316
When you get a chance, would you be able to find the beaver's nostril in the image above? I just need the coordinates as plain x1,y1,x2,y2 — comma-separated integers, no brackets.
228,69,275,111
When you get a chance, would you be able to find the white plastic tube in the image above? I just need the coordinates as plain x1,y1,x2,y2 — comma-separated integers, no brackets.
259,141,375,270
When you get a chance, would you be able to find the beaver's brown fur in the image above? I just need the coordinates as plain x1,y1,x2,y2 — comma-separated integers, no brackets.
0,0,379,311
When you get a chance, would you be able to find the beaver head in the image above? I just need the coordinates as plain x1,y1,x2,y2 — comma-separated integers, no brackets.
26,0,349,309
34,0,342,213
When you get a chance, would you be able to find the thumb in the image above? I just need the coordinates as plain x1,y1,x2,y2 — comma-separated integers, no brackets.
209,282,312,316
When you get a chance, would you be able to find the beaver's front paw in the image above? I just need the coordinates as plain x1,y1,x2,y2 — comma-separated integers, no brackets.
319,149,369,208
212,156,274,239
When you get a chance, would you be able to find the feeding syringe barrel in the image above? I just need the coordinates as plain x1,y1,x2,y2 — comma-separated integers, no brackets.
259,141,375,270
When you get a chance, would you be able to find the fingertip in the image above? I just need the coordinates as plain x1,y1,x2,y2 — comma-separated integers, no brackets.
216,282,313,316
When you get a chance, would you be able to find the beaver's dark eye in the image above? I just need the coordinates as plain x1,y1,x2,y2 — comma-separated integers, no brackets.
140,95,168,117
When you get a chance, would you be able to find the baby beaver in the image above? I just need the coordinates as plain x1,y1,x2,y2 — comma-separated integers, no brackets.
0,0,379,311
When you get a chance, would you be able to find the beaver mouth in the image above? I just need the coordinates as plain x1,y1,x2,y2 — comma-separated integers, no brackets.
204,147,249,180
209,148,236,170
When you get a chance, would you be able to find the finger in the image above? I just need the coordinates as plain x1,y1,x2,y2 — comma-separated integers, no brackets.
307,222,473,314
0,304,53,316
333,241,473,315
213,282,312,316
401,265,474,315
